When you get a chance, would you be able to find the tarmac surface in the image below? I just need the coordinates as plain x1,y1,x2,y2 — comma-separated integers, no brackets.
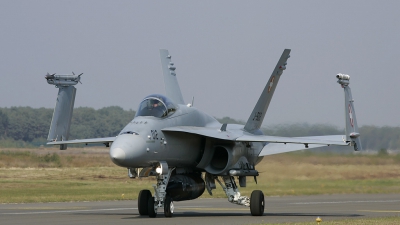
1,194,399,225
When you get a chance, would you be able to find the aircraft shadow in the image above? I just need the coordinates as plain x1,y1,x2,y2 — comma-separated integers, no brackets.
73,210,363,219
117,212,363,219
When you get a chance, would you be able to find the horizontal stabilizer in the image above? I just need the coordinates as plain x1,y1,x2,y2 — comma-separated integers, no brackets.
260,143,325,156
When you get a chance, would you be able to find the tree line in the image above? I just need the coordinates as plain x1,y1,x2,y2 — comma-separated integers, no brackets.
0,108,399,150
0,106,135,147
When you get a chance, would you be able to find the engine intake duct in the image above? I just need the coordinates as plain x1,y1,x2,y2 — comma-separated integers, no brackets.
166,174,205,201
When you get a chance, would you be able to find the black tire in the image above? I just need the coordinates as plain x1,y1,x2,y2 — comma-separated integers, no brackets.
250,190,265,216
138,189,151,216
148,196,157,218
164,195,174,217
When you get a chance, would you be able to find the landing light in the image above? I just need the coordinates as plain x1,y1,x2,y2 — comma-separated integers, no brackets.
156,167,162,174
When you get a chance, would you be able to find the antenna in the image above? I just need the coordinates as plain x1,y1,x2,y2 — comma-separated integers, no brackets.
187,96,195,107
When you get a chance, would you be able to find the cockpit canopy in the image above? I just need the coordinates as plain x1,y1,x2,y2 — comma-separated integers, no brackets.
135,94,177,118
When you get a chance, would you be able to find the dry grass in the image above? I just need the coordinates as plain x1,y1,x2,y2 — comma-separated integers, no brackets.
0,147,113,168
1,148,400,203
258,153,400,181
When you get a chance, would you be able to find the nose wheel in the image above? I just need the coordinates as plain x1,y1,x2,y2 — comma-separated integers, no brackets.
138,189,151,215
148,196,157,217
164,195,174,217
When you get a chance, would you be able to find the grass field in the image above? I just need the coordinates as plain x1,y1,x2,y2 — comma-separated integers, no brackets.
1,147,400,203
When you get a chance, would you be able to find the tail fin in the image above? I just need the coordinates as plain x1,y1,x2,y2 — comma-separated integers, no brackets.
337,73,362,151
244,49,291,132
45,73,81,150
159,49,185,104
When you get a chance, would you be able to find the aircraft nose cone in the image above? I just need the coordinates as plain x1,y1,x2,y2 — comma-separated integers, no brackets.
109,134,147,167
110,147,126,164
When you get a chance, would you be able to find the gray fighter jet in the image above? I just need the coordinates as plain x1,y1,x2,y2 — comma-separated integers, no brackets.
45,49,361,217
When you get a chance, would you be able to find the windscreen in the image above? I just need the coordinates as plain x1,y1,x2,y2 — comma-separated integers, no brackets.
135,94,177,118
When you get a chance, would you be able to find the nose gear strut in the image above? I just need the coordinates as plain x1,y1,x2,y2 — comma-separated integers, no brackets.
146,161,175,218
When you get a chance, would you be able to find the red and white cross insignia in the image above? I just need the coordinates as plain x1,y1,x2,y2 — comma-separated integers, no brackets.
348,104,354,127
268,76,275,93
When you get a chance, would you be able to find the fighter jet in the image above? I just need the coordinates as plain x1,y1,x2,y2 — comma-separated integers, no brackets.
45,49,361,217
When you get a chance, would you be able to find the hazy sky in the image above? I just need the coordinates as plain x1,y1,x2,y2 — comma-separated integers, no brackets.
1,0,399,127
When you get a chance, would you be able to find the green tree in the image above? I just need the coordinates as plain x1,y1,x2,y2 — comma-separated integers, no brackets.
0,110,9,137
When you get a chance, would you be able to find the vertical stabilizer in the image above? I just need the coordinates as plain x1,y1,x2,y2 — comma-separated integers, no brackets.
45,73,81,150
160,49,185,104
244,49,291,132
337,73,362,151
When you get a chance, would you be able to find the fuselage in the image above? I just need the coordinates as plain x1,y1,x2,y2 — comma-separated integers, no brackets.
110,103,217,167
109,95,264,174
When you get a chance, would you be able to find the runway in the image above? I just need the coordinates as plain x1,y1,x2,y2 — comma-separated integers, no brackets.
1,194,399,225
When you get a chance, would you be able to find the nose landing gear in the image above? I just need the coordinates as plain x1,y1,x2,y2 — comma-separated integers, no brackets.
137,161,174,218
164,195,174,217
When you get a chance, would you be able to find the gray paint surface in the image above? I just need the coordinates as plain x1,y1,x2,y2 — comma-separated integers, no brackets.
47,49,358,170
47,86,76,142
160,49,185,104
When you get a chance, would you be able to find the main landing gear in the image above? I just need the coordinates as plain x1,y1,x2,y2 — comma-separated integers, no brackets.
138,163,264,217
250,190,264,216
138,161,174,218
209,174,265,216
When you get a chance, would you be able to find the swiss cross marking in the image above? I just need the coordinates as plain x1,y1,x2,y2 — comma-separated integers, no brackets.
348,104,354,127
268,76,275,93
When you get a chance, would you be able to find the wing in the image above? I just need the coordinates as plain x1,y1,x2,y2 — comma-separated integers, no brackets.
162,126,348,151
162,126,242,140
258,135,346,156
46,137,116,146
236,134,347,146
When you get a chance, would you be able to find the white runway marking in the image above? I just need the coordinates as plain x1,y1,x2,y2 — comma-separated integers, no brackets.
289,200,400,205
0,205,208,215
1,207,137,215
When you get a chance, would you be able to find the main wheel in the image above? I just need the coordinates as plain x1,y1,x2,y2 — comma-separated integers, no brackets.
164,195,174,217
138,189,151,215
250,190,265,216
148,196,157,218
